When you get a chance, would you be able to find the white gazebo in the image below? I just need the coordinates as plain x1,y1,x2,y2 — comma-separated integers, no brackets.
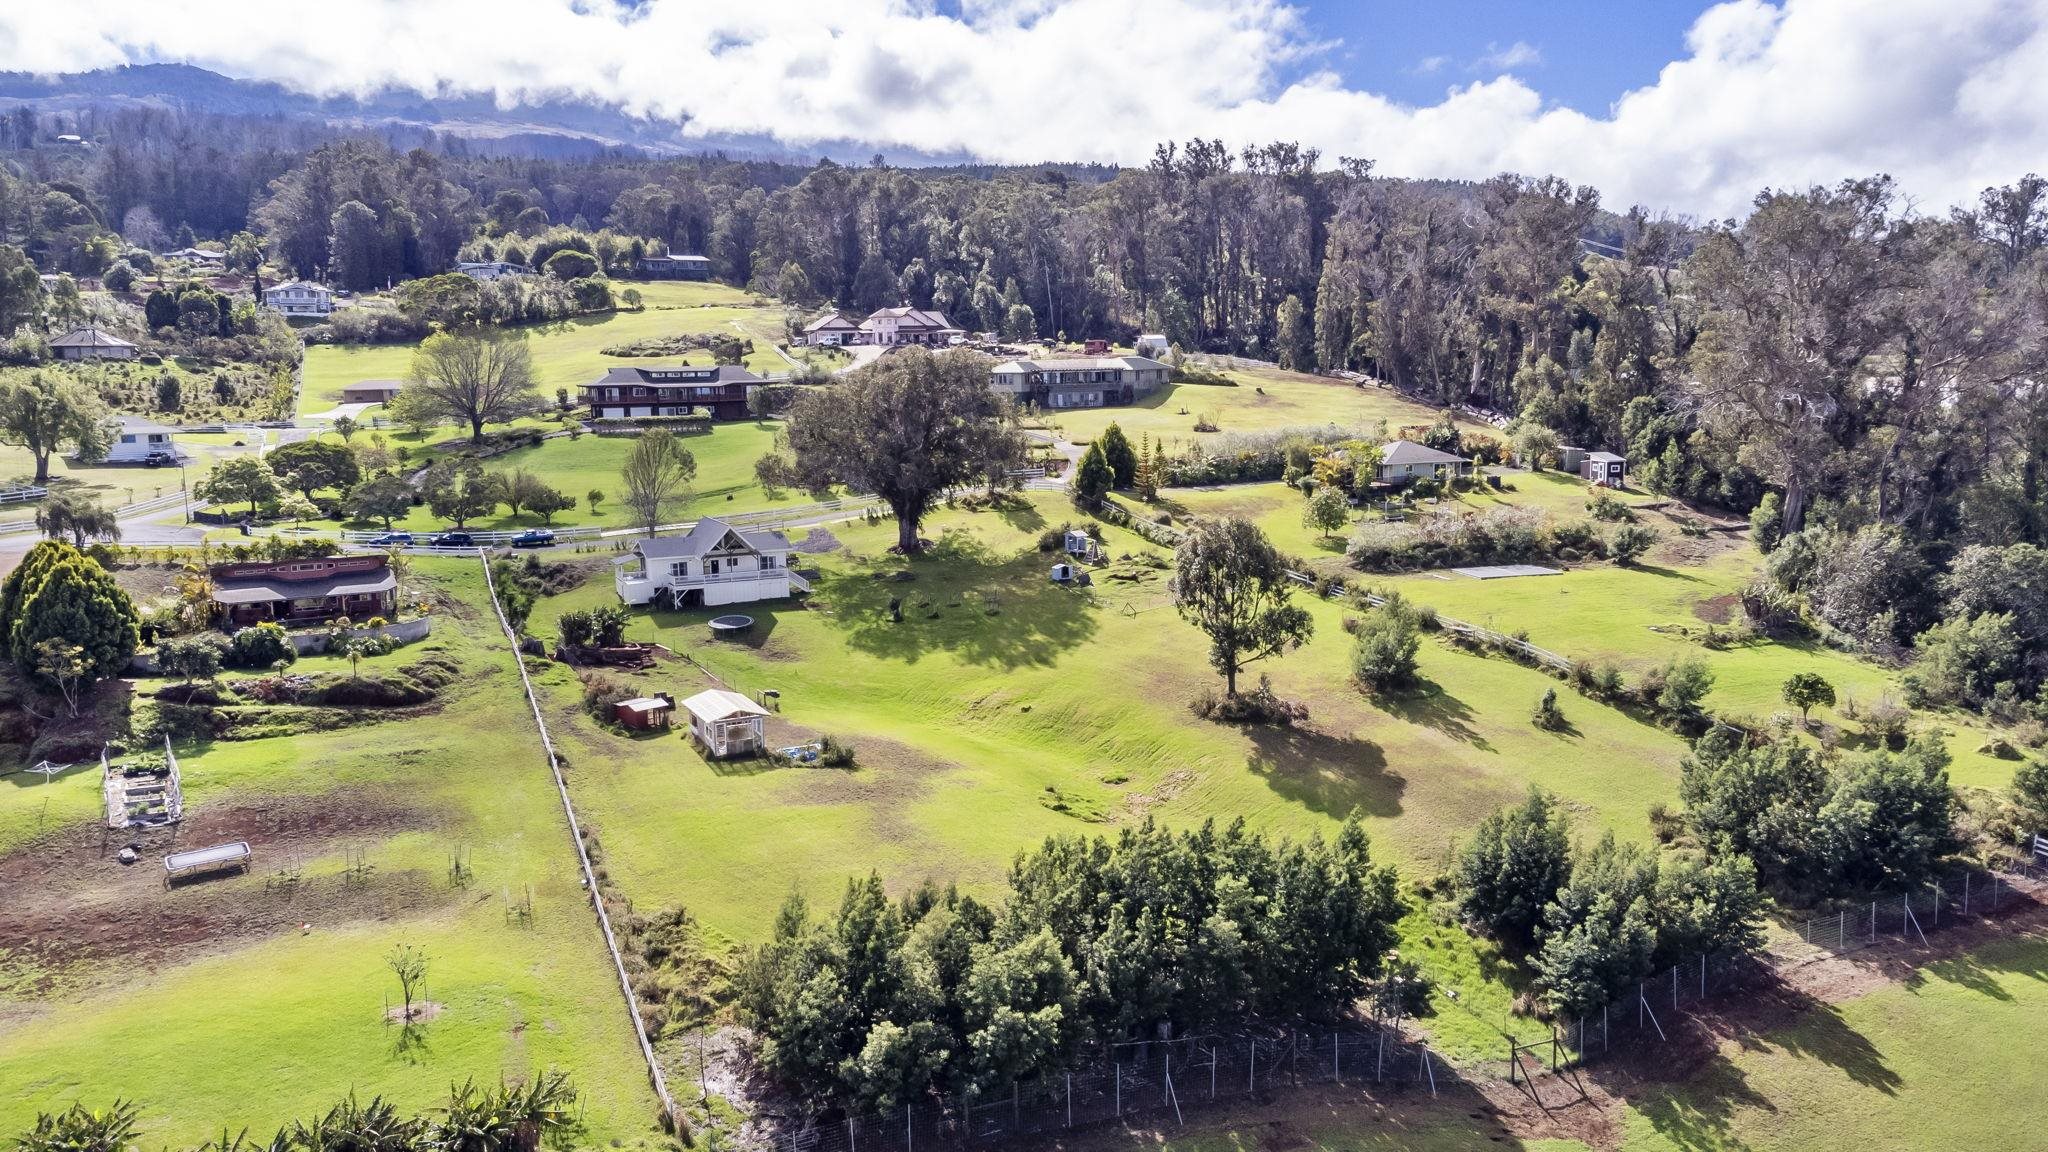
681,689,769,758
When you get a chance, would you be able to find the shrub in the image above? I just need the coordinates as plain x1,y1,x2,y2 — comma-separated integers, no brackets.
308,672,434,707
1532,688,1566,731
1189,676,1308,726
228,622,296,669
817,734,857,767
1350,600,1422,692
1608,523,1659,566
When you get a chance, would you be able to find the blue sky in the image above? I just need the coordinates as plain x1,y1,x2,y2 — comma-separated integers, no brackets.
1306,0,1699,114
7,0,2045,217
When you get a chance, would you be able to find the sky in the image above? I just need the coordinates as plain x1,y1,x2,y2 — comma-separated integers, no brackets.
4,0,2047,219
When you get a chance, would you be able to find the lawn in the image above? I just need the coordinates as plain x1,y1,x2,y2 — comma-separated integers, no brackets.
528,490,1692,943
1377,549,2016,791
1613,928,2048,1151
0,559,663,1146
1047,365,1482,450
301,281,792,411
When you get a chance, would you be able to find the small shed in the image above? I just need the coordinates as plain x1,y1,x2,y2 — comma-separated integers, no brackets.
1050,562,1074,583
614,693,675,730
1134,333,1169,358
340,380,403,404
682,689,769,758
1083,339,1110,355
1581,451,1627,487
1061,529,1098,559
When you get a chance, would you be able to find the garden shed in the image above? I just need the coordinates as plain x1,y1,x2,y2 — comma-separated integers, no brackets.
681,689,769,758
614,693,675,730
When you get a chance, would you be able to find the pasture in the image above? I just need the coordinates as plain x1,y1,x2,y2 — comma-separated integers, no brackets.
1046,365,1481,449
0,560,662,1147
528,490,1693,942
300,280,795,411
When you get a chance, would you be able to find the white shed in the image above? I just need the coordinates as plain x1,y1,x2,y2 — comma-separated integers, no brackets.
681,689,769,758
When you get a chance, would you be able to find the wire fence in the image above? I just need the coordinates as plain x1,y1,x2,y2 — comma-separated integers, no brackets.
1513,861,2046,1084
756,1024,1443,1152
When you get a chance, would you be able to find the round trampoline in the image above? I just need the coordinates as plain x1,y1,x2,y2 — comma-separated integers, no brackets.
708,615,755,637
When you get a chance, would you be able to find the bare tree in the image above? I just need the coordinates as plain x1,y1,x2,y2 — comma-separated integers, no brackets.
619,429,698,537
404,332,540,444
386,942,429,1021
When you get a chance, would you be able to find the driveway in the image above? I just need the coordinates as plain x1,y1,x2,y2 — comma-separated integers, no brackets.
837,344,885,374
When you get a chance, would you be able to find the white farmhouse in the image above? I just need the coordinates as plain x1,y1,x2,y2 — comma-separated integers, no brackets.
614,517,810,608
103,416,187,465
989,355,1169,410
262,281,333,316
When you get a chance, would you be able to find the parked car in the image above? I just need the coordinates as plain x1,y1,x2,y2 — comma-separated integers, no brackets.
432,531,475,547
369,532,413,546
510,529,556,548
142,451,178,467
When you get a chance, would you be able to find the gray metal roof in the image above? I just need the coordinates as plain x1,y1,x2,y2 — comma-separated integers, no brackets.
590,364,763,386
50,326,136,349
635,517,791,561
1380,440,1468,466
211,568,396,605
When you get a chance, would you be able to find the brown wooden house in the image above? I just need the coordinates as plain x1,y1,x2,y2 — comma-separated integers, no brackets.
209,555,398,628
583,364,763,421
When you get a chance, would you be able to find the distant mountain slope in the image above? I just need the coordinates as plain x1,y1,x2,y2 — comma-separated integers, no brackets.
0,63,853,161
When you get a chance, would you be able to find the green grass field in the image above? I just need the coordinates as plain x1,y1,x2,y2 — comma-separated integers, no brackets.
1377,549,2014,791
0,560,662,1146
529,491,1692,942
1611,929,2048,1151
1048,365,1481,450
301,282,792,411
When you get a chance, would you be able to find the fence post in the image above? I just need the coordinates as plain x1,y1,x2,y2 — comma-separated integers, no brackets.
1065,1074,1071,1129
1332,1032,1340,1081
1700,953,1707,999
1672,965,1679,1010
1013,1082,1019,1129
906,1104,912,1152
847,1117,855,1152
1249,1042,1256,1092
1210,1047,1217,1099
1963,872,1971,916
1870,900,1877,943
1603,1004,1609,1052
1115,1063,1122,1117
1376,1028,1385,1080
1932,880,1943,927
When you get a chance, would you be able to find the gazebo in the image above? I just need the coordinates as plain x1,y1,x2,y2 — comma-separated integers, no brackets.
681,689,769,758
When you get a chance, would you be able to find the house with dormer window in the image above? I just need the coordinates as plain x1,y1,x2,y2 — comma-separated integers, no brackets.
613,518,811,607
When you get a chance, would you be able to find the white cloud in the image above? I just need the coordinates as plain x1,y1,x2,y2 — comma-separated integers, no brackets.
1473,40,1543,72
1408,54,1450,76
1,0,2045,218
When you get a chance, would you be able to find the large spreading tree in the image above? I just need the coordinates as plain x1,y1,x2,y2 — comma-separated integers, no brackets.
782,349,1012,553
0,372,108,484
1,543,140,691
267,439,361,498
404,332,541,444
1172,517,1314,696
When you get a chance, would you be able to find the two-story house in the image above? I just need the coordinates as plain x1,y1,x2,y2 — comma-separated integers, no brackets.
988,355,1170,410
262,281,334,316
583,364,764,421
858,306,957,346
208,555,397,627
802,311,862,346
613,518,810,608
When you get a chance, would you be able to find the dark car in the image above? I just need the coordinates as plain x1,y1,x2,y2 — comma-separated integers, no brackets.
510,529,556,548
142,451,178,468
368,532,413,546
432,531,476,548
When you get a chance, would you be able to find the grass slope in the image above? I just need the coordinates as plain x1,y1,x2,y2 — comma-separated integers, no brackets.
532,491,1689,942
0,560,661,1146
302,281,787,410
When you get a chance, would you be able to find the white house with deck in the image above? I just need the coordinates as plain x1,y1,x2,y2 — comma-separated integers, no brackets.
613,518,809,607
262,281,333,316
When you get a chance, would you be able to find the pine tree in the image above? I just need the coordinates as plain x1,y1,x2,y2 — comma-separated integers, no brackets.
1133,432,1159,502
12,552,140,686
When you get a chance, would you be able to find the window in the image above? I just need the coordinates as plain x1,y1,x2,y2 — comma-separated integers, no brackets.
760,555,778,569
670,561,688,577
706,558,721,575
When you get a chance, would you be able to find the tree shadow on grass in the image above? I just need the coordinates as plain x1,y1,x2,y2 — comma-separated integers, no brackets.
1626,563,1707,583
1614,1057,1772,1152
1715,981,1901,1095
817,529,1099,669
1243,724,1403,820
1375,681,1494,751
988,495,1047,536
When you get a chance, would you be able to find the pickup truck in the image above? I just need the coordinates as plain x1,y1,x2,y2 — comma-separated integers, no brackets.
510,529,556,548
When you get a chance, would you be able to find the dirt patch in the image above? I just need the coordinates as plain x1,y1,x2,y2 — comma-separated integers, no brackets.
385,1000,446,1023
0,787,453,994
791,527,843,554
1692,592,1740,624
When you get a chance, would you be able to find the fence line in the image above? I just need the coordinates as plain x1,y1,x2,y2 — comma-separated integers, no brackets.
477,549,680,1130
759,1024,1442,1152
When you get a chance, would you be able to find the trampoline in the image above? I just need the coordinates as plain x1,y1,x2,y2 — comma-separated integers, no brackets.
708,615,755,636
